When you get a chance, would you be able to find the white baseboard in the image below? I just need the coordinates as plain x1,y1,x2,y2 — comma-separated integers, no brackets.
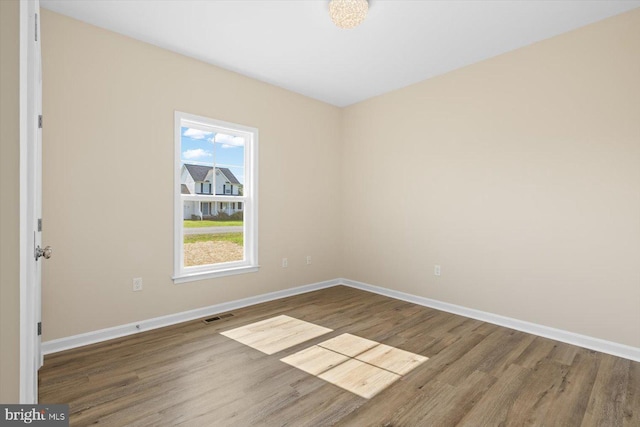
43,277,640,363
339,278,640,363
41,278,340,355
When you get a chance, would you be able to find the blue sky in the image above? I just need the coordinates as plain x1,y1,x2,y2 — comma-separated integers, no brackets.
181,127,245,184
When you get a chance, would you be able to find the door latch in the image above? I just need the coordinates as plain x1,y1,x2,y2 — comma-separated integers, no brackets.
35,245,52,261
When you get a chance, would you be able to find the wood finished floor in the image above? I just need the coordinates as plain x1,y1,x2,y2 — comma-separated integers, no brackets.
39,286,640,426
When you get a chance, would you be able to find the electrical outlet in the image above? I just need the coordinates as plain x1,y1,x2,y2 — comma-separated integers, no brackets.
434,265,441,276
282,258,288,268
306,256,312,265
133,277,143,291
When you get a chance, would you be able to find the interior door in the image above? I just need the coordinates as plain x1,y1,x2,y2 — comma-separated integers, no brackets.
34,0,44,370
24,0,46,403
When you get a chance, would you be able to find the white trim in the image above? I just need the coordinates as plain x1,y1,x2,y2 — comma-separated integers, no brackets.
42,279,339,355
42,278,640,363
339,278,640,363
174,112,182,275
182,194,245,202
173,265,259,284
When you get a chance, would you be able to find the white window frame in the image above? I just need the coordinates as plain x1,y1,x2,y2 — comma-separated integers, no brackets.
173,111,259,284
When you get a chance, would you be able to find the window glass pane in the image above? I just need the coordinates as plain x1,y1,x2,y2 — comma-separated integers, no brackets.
180,125,246,269
183,201,244,267
213,133,244,196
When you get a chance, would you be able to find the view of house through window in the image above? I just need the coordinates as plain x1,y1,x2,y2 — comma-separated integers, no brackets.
175,112,258,282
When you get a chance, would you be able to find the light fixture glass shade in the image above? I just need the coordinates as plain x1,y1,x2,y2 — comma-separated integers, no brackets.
329,0,368,29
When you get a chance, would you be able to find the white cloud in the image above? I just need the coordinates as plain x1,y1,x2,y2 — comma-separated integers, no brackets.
183,128,213,140
214,133,244,147
182,148,212,160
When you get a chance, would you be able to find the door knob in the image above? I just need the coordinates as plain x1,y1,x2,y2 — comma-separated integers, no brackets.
35,245,52,260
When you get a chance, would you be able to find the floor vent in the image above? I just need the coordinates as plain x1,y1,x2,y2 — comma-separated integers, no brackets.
202,313,234,324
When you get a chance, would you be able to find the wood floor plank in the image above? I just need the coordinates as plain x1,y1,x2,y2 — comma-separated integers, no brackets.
542,348,601,426
251,373,364,427
501,358,569,425
318,358,401,399
431,327,531,386
582,354,630,426
220,314,332,355
393,370,497,426
513,336,558,369
356,343,427,375
281,345,350,376
38,286,639,426
332,379,431,426
317,333,378,357
471,321,501,336
624,361,640,426
456,363,532,426
548,340,580,365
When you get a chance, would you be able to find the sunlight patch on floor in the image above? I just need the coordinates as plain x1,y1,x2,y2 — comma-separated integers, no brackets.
282,333,428,399
220,315,332,355
222,316,428,399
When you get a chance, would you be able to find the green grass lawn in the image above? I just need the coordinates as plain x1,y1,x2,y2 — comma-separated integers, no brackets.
184,232,243,245
184,220,243,228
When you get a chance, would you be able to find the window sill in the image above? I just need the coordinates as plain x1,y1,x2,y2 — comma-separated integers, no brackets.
173,265,260,284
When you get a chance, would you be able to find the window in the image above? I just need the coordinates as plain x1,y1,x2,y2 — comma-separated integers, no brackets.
174,111,258,283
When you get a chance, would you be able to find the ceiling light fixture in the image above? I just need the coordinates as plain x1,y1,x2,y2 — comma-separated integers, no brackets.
328,0,369,29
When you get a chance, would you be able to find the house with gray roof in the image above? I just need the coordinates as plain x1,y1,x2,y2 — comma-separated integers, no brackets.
181,164,243,219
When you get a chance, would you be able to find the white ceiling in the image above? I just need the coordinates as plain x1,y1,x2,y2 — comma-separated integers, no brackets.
40,0,640,107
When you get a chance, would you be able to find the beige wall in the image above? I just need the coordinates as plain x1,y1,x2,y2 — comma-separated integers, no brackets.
40,8,639,350
0,0,22,403
342,9,640,347
40,10,343,340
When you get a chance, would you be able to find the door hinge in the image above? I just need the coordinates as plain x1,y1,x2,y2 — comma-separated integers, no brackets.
38,115,43,129
38,218,42,232
35,13,38,41
37,322,42,336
